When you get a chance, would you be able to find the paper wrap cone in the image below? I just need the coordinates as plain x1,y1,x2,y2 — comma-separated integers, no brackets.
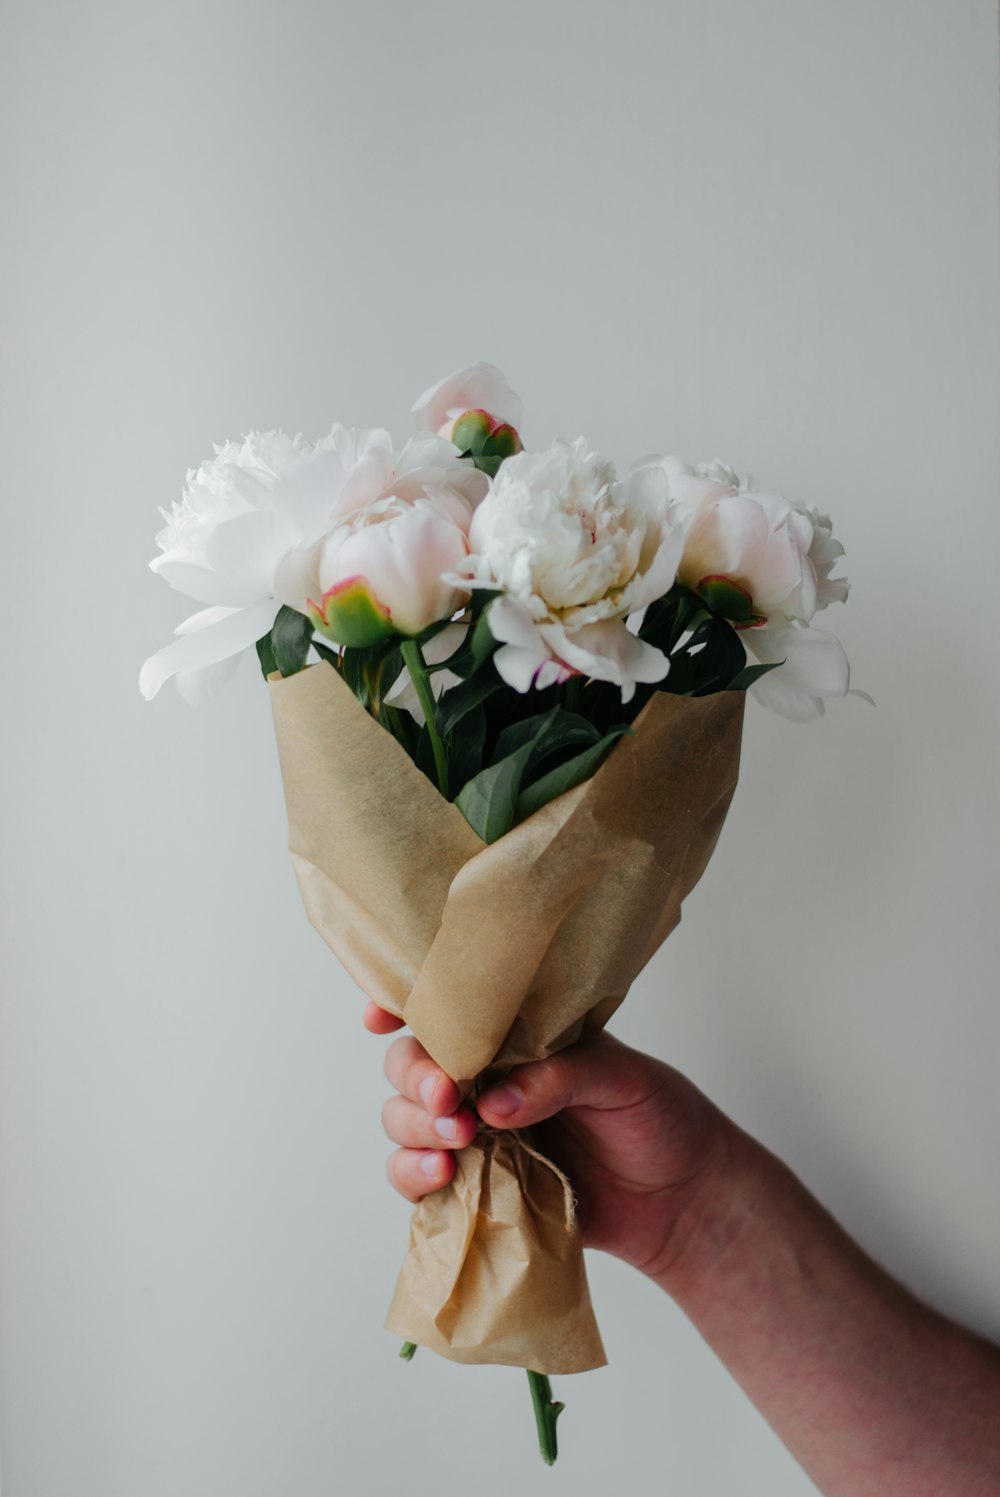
269,663,744,1374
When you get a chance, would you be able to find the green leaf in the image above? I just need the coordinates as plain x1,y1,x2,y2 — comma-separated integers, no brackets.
436,667,506,738
726,660,783,691
472,454,505,478
455,737,539,843
515,728,630,823
414,721,438,784
640,588,709,656
689,616,747,695
492,707,600,769
255,631,278,680
380,703,419,758
312,638,341,668
338,640,402,710
430,600,499,680
447,702,487,797
271,606,314,677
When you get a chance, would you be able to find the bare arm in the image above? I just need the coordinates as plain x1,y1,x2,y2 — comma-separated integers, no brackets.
369,1003,1000,1496
655,1121,1000,1496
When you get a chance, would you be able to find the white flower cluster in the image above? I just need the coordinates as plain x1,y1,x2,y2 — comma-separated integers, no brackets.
139,367,511,701
142,363,852,721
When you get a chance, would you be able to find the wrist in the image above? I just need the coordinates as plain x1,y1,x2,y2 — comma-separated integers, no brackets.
643,1119,771,1297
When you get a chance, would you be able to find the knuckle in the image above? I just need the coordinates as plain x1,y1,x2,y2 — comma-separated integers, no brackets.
386,1149,419,1203
380,1096,399,1138
383,1034,415,1085
535,1051,575,1112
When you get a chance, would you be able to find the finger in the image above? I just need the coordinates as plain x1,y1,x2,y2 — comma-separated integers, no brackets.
382,1095,478,1150
363,1001,405,1035
384,1036,461,1117
386,1146,456,1203
477,1036,656,1130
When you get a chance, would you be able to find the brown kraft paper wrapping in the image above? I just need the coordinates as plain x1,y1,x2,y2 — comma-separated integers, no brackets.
268,663,744,1375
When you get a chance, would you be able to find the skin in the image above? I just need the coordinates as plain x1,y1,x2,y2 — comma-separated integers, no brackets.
366,1000,1000,1497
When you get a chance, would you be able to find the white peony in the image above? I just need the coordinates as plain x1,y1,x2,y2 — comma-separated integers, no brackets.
141,428,485,703
411,362,523,442
451,439,687,702
661,458,851,721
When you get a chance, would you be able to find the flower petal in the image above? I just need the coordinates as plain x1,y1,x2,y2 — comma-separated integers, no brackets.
139,597,281,701
203,508,301,600
411,363,523,435
547,618,669,702
487,594,545,652
174,654,243,705
744,623,850,722
494,643,559,693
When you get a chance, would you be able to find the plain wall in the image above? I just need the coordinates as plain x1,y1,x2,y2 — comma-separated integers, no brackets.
2,2,999,1494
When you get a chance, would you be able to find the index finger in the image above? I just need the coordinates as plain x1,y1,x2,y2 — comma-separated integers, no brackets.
384,1035,461,1118
363,1001,405,1035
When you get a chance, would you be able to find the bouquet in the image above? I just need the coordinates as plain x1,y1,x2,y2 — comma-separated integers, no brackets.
141,363,856,1463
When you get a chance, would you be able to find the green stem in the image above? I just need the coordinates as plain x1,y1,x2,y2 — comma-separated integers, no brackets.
399,1341,417,1361
526,1370,564,1466
400,638,449,796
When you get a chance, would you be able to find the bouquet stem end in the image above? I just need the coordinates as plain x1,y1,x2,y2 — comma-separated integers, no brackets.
526,1369,564,1466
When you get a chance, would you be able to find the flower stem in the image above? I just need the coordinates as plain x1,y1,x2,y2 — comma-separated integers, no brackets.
400,638,449,797
526,1370,564,1466
399,1341,417,1361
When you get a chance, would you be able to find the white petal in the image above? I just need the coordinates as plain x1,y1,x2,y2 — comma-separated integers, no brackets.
273,542,322,612
494,643,552,694
174,653,242,705
204,508,301,600
422,621,469,667
620,509,688,612
173,604,240,635
274,445,350,537
149,558,258,608
744,623,850,722
411,362,523,434
487,594,544,652
548,619,670,700
139,597,281,701
746,623,850,693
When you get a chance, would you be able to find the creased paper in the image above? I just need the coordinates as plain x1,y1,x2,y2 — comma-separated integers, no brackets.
269,663,744,1374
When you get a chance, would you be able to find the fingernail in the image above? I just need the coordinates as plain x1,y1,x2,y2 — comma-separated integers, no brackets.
419,1076,437,1109
419,1150,442,1177
480,1084,522,1118
434,1115,457,1141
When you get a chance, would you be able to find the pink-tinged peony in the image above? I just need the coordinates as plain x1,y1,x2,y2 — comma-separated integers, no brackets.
273,433,486,611
450,440,687,702
411,362,523,443
660,457,851,721
141,426,485,703
305,493,472,648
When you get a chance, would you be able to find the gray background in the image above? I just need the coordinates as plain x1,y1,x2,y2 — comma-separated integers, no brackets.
2,2,999,1494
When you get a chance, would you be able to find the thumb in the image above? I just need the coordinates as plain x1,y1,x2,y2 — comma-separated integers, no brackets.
476,1035,653,1130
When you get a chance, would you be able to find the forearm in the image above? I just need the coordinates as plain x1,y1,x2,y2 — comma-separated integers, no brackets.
656,1127,1000,1497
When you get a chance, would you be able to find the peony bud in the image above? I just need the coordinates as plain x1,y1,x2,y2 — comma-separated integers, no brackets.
308,497,470,648
308,576,396,649
451,408,523,477
411,362,523,443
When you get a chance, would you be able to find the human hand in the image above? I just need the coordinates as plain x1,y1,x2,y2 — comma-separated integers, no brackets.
366,1000,737,1282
